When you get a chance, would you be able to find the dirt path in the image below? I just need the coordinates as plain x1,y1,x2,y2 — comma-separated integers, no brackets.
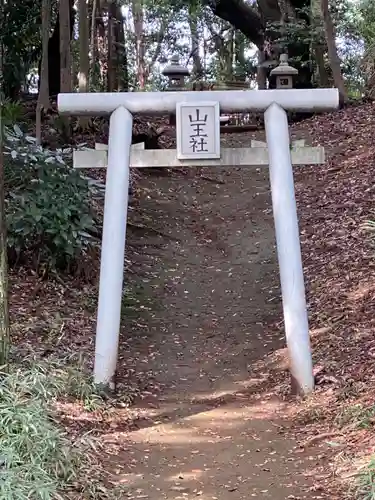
115,148,327,499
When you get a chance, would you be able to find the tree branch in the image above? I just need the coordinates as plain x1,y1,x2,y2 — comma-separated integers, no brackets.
147,16,170,73
203,0,265,47
258,0,282,23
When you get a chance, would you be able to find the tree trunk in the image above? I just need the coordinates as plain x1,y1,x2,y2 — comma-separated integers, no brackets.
315,45,330,87
132,0,146,89
257,49,267,89
189,5,203,79
79,0,90,92
107,0,118,91
320,0,347,100
0,118,10,369
226,28,235,80
36,0,51,145
95,3,107,88
287,42,313,89
60,0,72,137
116,3,128,90
107,1,114,91
78,0,90,127
284,0,313,89
45,18,61,96
310,0,330,87
42,0,75,96
234,31,246,70
60,0,72,93
90,0,98,85
211,24,234,83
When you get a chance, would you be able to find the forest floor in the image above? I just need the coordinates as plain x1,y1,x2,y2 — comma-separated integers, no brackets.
11,101,375,498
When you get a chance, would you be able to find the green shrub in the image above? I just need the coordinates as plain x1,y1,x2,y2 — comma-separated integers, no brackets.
0,99,24,128
13,357,104,410
3,125,100,273
0,366,78,499
0,361,123,499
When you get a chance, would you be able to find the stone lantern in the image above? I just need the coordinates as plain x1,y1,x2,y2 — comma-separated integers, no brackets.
162,55,190,125
162,54,190,91
270,54,298,89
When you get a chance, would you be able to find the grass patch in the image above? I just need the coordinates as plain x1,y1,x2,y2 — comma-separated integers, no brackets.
335,404,375,429
0,359,126,499
355,456,375,499
295,404,327,425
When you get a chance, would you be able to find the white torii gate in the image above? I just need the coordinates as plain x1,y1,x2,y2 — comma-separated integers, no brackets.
58,88,339,394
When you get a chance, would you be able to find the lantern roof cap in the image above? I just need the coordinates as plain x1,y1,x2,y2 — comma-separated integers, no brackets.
162,54,190,77
270,54,298,76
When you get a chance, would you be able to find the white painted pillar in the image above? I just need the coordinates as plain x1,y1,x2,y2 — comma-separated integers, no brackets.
94,106,133,387
264,102,314,395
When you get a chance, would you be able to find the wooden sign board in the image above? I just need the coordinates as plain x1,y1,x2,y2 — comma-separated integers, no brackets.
176,101,220,160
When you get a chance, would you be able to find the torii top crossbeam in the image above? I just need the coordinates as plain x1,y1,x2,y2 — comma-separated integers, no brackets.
58,89,339,116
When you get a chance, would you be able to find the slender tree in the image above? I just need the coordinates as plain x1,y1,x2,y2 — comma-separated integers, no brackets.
78,0,90,127
0,42,10,368
189,3,203,79
321,0,348,99
0,138,9,369
132,0,146,89
60,0,72,93
60,0,72,136
36,0,51,145
79,0,90,92
107,0,118,91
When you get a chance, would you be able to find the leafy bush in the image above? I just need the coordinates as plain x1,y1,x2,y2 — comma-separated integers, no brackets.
3,125,100,273
14,356,104,410
0,379,76,499
0,99,24,128
0,360,123,499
